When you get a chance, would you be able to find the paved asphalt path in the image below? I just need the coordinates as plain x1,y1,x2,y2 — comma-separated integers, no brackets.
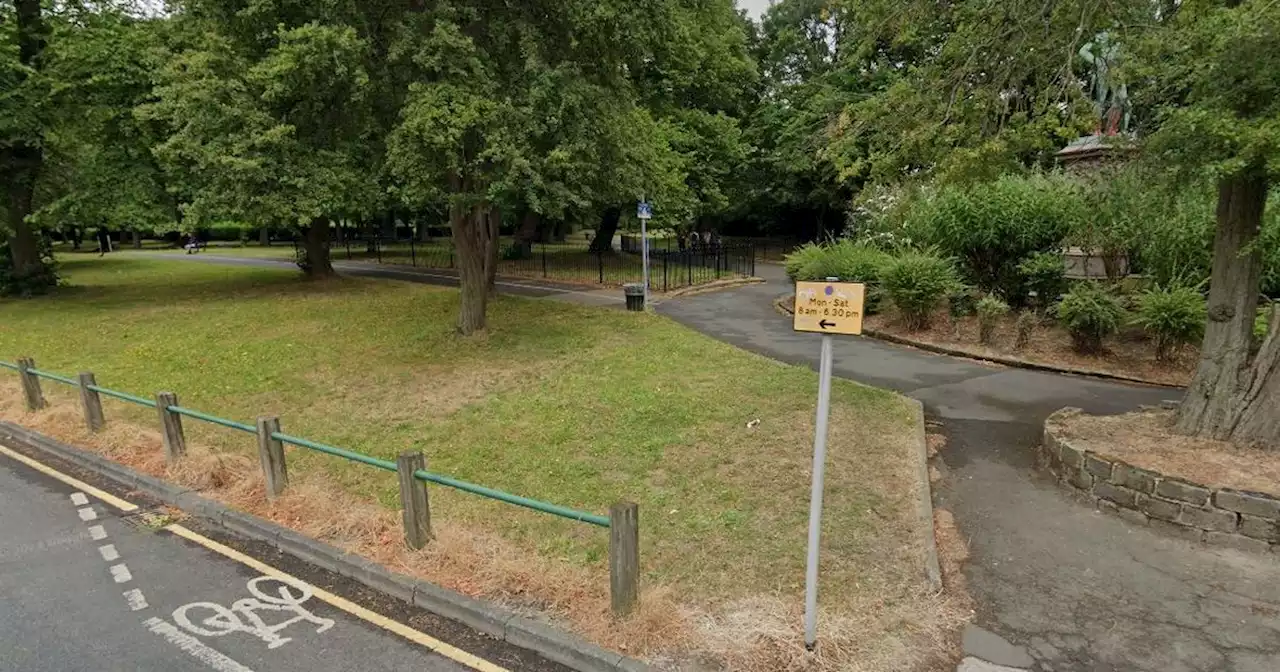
657,264,1280,672
0,447,567,672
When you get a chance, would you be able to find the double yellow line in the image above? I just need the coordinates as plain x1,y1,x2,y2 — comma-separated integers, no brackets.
0,442,509,672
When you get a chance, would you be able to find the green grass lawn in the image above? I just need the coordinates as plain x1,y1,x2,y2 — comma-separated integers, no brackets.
0,255,947,668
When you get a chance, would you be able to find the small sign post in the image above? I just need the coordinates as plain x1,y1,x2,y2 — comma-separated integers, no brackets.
636,199,653,305
793,279,864,651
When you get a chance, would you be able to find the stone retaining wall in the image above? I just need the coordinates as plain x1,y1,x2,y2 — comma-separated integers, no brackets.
1041,411,1280,555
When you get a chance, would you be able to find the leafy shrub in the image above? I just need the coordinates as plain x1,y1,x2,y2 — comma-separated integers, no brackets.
976,295,1009,345
1133,284,1207,361
881,251,960,330
1055,283,1126,354
1017,252,1068,308
784,240,892,313
0,241,59,297
786,239,890,283
784,243,826,281
904,174,1083,305
1014,311,1038,350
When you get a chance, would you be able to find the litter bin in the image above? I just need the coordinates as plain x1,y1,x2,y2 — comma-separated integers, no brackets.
623,283,645,312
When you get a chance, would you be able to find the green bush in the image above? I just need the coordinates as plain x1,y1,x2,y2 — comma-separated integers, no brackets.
784,240,892,313
785,239,890,283
1017,252,1067,308
1055,283,1126,354
0,241,59,297
976,295,1009,344
881,251,960,330
1134,284,1207,361
783,243,827,281
904,174,1083,305
1014,311,1038,350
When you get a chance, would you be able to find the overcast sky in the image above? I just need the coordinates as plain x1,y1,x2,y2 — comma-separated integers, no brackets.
738,0,772,20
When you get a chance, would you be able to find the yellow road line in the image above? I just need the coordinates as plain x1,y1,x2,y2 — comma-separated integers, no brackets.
0,441,509,672
164,525,510,672
0,442,138,512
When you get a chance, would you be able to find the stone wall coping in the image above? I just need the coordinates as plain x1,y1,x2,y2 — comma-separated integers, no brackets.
1041,408,1280,556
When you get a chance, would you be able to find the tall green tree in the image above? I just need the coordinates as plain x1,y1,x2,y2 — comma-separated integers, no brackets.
1,0,56,291
386,0,688,334
1135,0,1280,445
145,1,375,277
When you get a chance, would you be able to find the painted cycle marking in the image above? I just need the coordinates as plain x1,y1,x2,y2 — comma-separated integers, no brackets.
173,576,334,649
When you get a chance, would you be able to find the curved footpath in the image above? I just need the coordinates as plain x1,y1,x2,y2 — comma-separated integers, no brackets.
657,264,1280,672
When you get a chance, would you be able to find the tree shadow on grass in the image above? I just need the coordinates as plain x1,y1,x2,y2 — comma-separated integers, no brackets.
21,257,374,312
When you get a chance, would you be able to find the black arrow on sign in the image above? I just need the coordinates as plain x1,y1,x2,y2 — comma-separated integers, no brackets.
819,320,836,330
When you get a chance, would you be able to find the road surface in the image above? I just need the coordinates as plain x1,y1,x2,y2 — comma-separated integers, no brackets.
0,443,566,672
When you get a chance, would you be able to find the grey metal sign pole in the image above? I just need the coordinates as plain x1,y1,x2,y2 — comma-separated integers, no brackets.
803,279,837,650
638,195,650,306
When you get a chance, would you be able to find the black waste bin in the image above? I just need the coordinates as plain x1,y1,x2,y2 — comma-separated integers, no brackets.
623,283,645,311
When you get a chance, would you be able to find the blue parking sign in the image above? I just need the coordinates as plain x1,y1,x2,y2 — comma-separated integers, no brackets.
637,201,653,219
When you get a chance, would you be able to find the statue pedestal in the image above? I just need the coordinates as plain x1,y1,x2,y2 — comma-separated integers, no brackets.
1055,134,1132,173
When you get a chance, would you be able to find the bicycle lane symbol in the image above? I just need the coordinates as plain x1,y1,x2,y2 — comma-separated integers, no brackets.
172,576,335,650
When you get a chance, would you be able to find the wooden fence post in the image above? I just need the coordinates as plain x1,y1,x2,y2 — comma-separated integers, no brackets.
16,357,46,411
256,416,288,498
78,372,105,432
155,392,186,463
396,451,432,550
609,501,640,617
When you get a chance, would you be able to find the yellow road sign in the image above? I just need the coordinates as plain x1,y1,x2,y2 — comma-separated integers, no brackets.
793,281,865,335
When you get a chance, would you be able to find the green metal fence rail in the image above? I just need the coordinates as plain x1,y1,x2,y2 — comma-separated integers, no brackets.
2,354,641,615
414,469,611,527
28,368,79,386
88,385,156,408
1,358,606,526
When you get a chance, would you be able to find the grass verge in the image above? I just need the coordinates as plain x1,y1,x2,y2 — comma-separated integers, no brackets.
0,256,964,670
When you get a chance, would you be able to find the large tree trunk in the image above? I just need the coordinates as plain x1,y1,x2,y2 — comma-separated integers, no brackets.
452,199,495,334
260,226,270,246
2,0,50,286
1176,169,1279,447
589,206,621,253
131,229,142,249
301,217,334,278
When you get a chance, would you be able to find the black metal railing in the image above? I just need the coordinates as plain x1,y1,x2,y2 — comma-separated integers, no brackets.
295,233,755,291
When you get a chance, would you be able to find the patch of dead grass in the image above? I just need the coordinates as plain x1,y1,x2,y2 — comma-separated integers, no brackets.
1052,409,1280,495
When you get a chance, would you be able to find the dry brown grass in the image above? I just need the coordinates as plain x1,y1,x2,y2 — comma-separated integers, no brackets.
0,379,970,671
1052,409,1280,495
864,308,1194,387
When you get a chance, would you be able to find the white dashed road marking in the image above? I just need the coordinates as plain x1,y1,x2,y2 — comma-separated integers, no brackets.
98,544,120,561
70,493,89,506
78,507,97,521
123,588,149,612
109,563,133,584
89,525,107,541
144,617,257,672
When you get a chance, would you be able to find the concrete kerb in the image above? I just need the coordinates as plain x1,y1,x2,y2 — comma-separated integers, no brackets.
658,276,765,301
0,421,648,672
911,399,944,593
